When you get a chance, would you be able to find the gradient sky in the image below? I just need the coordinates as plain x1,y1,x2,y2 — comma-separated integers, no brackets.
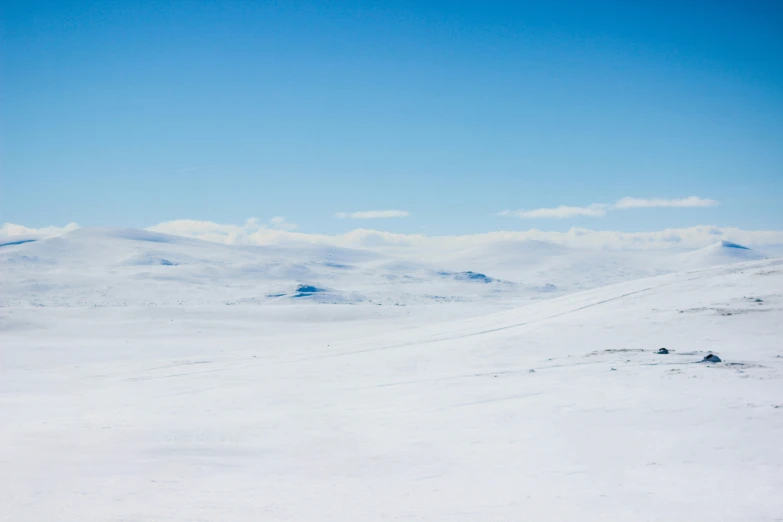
3,0,782,234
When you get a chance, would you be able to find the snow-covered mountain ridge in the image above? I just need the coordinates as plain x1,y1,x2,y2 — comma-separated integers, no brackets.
0,227,771,308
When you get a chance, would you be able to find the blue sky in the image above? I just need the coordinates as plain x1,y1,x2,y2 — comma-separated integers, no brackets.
3,0,782,235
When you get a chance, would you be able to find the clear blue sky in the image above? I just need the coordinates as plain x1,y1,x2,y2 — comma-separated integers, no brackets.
3,0,782,234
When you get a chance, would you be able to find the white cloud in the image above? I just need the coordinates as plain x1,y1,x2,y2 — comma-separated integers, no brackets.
614,196,718,209
335,210,410,219
0,222,79,242
499,204,608,219
143,218,783,256
269,216,298,231
500,196,718,219
147,216,300,244
147,219,254,244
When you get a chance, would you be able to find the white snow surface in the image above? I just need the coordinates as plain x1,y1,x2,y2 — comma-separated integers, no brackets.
1,229,782,521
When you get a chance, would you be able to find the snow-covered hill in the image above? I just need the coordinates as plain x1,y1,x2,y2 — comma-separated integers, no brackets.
678,240,767,268
0,228,523,307
0,228,769,308
1,228,782,521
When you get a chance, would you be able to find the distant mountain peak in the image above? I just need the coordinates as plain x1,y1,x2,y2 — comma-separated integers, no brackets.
677,240,764,268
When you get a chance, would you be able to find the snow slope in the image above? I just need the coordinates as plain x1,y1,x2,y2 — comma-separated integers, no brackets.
1,229,781,520
0,228,768,309
0,229,549,308
678,240,767,268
